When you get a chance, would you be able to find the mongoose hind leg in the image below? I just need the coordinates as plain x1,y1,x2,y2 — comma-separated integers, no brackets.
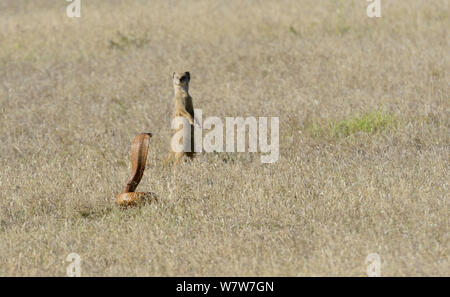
174,152,184,165
163,152,174,166
163,151,184,168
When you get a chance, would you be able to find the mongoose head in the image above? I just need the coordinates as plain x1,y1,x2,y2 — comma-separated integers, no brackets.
172,71,190,91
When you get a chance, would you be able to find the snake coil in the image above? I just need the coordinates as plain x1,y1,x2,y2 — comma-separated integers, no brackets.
116,133,157,207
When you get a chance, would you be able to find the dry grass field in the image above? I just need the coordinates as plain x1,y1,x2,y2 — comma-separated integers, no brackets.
0,0,448,276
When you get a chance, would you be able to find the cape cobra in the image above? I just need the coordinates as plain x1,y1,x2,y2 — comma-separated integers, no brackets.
116,133,157,207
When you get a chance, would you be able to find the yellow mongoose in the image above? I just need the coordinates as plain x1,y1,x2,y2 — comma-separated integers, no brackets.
165,71,196,164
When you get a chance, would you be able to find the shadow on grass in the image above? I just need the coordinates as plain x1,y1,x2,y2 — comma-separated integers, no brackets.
77,206,114,220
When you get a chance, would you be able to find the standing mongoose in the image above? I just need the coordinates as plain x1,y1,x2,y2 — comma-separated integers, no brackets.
165,71,196,165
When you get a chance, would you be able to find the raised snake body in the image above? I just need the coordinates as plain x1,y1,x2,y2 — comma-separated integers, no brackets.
116,133,157,207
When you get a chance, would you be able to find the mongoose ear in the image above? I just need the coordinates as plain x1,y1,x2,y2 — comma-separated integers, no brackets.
186,72,190,80
172,72,176,78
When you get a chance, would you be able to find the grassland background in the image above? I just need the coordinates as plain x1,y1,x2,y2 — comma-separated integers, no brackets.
0,0,448,276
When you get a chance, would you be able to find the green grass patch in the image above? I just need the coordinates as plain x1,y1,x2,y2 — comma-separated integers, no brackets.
108,31,149,51
308,111,396,138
